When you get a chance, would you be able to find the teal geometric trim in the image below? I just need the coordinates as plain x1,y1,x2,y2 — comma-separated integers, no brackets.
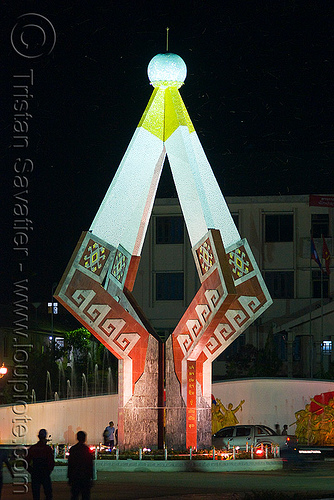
105,244,131,290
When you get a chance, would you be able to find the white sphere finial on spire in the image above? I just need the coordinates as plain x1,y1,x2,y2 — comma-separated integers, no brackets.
147,53,187,88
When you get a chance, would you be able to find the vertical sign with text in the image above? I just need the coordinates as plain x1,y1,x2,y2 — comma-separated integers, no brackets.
186,360,197,449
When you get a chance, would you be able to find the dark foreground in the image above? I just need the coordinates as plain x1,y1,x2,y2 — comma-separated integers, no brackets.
3,464,334,500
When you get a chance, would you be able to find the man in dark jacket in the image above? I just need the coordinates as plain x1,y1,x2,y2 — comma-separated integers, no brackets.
68,431,94,500
27,429,54,500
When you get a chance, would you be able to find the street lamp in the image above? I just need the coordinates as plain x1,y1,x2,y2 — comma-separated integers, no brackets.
0,363,8,378
48,282,59,361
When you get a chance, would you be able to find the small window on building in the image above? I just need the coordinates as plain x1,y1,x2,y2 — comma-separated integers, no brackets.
265,214,293,242
223,334,245,360
293,335,301,361
155,329,173,342
156,272,184,300
311,214,329,238
264,271,294,299
274,332,287,361
312,270,329,298
156,216,184,244
321,340,332,355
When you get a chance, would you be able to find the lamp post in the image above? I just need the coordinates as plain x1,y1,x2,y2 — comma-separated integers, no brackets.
0,363,8,378
48,282,59,359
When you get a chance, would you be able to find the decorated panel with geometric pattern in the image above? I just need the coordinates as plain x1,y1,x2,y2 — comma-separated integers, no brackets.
112,249,128,282
196,238,215,276
61,270,149,389
227,240,256,285
55,233,150,408
228,245,253,280
105,244,131,290
62,232,116,285
79,239,110,276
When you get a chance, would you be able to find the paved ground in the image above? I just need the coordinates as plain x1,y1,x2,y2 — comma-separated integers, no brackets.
2,466,334,500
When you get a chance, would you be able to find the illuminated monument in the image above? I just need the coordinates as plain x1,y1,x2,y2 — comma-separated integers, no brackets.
55,53,272,450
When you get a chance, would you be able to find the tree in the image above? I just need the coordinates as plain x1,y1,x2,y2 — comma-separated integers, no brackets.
64,328,91,354
225,335,282,379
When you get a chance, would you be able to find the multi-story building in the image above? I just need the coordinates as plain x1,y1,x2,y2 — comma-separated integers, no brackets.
133,194,333,379
1,194,332,393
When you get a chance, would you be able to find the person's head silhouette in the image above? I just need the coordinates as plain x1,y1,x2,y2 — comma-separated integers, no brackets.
76,431,86,443
38,429,47,440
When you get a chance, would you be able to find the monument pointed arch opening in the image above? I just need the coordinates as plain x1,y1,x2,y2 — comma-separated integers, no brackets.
55,52,272,450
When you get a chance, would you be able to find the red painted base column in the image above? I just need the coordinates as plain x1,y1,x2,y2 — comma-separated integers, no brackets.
186,360,197,449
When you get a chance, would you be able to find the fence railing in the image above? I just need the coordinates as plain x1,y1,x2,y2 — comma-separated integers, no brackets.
52,443,280,461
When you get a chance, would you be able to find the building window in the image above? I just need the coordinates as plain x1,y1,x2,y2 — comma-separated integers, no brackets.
265,214,293,242
322,340,332,355
293,335,301,361
274,332,287,361
155,328,174,342
264,271,294,299
223,334,245,360
156,216,184,244
156,272,184,300
312,270,329,298
311,214,329,238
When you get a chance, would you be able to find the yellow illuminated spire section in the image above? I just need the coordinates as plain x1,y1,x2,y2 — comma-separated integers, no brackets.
137,88,165,141
138,86,195,141
138,53,194,141
164,87,195,140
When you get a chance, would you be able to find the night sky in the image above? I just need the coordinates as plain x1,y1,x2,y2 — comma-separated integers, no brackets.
1,1,333,305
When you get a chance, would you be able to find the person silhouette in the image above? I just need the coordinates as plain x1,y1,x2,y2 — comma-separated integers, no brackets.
68,431,94,500
27,429,54,500
103,421,115,449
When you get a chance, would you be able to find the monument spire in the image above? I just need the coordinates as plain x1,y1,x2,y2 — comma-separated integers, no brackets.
166,27,169,52
91,52,239,258
55,52,272,450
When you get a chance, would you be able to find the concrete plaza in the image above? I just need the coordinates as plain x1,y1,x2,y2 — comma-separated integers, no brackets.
2,467,334,500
